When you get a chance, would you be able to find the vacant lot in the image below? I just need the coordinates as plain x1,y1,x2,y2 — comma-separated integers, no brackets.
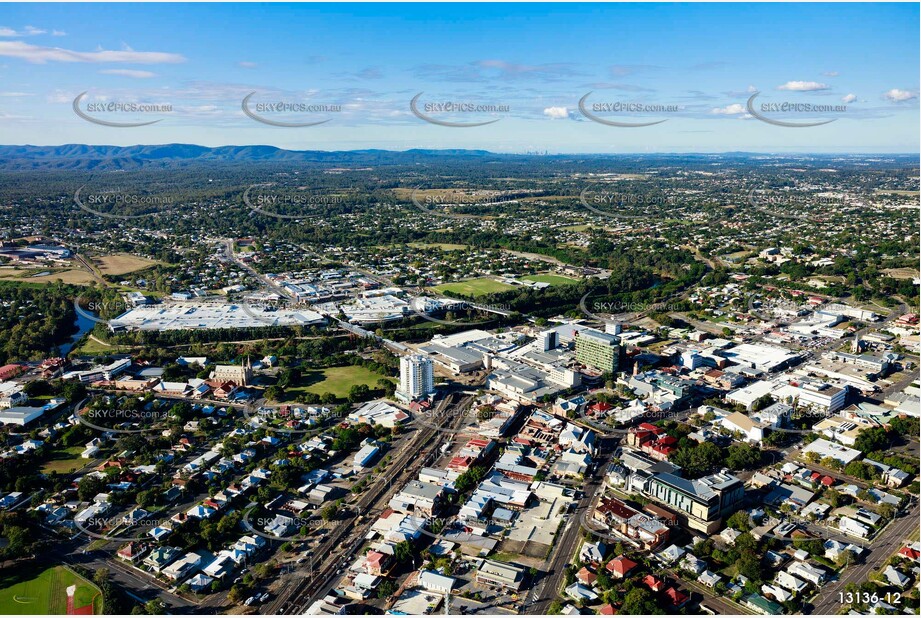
0,565,101,615
0,269,96,285
40,446,86,474
94,254,159,276
883,267,919,280
407,242,470,251
522,273,581,286
432,278,515,298
289,365,394,399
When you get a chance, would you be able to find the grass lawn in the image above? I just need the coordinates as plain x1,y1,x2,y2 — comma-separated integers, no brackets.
407,242,470,251
0,565,101,615
93,253,160,276
488,551,522,564
288,365,394,399
521,273,581,286
431,278,515,298
69,336,126,357
40,446,86,474
0,269,95,285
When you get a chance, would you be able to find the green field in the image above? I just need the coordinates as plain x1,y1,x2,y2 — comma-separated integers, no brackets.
288,365,394,399
407,242,470,251
521,273,581,286
0,565,101,615
560,224,591,232
40,446,86,474
431,278,516,298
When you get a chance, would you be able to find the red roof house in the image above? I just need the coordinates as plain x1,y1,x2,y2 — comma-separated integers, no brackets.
605,556,638,579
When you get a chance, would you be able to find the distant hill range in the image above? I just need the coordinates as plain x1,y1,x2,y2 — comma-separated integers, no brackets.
0,144,500,170
0,144,914,171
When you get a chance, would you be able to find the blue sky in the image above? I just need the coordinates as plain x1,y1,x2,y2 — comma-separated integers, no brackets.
0,3,918,152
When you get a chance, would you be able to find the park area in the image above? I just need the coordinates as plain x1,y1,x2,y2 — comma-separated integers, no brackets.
288,365,394,400
0,565,101,615
93,254,159,276
431,277,515,298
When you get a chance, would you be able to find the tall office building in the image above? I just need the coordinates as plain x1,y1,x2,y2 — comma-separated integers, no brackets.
399,354,434,400
575,328,621,373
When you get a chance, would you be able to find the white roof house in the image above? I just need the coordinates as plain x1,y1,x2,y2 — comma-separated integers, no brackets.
883,565,910,588
787,562,827,586
774,571,808,594
418,570,455,594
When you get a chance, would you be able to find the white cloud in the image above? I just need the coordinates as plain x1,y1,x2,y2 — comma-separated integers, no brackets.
884,88,916,102
238,61,257,69
841,93,857,104
823,71,839,77
0,40,185,64
776,81,829,92
0,91,31,96
543,106,570,119
711,103,746,115
100,69,156,78
0,25,62,37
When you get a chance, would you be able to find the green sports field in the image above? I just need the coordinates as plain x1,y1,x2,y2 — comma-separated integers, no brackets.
288,365,394,399
431,277,516,297
0,565,101,614
521,273,581,286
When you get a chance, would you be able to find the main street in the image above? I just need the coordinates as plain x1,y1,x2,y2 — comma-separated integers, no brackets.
810,501,920,614
526,459,607,614
265,391,474,614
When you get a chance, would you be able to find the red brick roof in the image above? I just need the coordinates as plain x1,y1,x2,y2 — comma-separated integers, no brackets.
605,556,638,577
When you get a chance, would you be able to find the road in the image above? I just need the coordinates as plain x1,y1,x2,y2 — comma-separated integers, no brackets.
810,501,920,614
526,466,606,614
673,571,756,615
266,392,474,614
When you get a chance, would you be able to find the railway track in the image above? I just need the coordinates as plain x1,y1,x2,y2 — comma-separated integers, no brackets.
267,393,473,614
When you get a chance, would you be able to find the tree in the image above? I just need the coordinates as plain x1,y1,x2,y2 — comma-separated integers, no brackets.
725,443,762,471
854,427,890,455
377,580,397,598
78,475,108,502
620,588,664,615
394,541,413,563
93,568,110,587
670,441,722,477
319,504,338,521
143,600,166,614
726,510,752,532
